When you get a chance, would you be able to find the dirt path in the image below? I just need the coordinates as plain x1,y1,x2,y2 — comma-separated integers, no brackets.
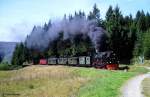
121,67,150,97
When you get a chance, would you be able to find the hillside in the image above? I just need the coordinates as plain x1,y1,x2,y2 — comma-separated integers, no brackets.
0,42,18,63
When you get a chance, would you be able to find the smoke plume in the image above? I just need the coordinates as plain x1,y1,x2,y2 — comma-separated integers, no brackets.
25,16,106,52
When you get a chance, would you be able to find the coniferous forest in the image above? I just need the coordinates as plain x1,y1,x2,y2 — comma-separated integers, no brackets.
11,4,150,65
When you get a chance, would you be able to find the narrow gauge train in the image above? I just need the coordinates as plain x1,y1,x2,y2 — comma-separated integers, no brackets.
39,51,119,70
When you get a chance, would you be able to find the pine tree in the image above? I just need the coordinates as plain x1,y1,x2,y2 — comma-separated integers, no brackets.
88,3,103,26
106,5,113,22
11,43,29,65
92,3,100,20
143,29,150,59
88,4,100,20
48,20,52,27
105,5,136,62
137,12,147,32
135,11,141,23
0,55,3,63
146,12,150,29
43,23,48,31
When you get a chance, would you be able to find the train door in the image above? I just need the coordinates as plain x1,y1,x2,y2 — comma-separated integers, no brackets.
86,57,91,66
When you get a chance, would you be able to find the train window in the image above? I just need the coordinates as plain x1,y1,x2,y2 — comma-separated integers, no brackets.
79,57,85,64
86,57,90,64
48,58,57,64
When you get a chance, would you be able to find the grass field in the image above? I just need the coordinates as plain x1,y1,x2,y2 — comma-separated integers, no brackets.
142,78,150,97
0,65,149,97
142,60,150,67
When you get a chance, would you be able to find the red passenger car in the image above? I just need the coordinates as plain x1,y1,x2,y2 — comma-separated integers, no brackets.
39,59,47,65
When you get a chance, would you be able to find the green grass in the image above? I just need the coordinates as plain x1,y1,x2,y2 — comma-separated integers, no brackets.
0,65,149,97
142,78,150,97
142,60,150,67
128,65,150,74
73,68,136,97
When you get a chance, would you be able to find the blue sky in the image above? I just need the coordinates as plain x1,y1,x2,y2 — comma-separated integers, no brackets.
0,0,150,42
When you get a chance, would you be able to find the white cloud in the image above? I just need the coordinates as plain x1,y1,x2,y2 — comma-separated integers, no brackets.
0,22,33,42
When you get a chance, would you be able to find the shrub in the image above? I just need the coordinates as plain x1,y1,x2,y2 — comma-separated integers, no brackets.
0,62,22,70
0,63,10,70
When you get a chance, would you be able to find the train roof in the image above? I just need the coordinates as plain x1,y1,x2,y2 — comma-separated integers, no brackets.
95,51,115,58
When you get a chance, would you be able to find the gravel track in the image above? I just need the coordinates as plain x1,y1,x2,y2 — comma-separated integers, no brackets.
121,67,150,97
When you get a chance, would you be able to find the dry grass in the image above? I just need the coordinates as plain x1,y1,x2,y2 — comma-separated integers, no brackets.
142,60,150,66
0,65,148,97
142,78,150,97
0,65,88,97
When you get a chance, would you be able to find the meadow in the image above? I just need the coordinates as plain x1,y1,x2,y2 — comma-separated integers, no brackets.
0,65,149,97
142,78,150,97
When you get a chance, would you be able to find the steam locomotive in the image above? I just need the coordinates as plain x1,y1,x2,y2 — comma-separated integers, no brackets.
39,51,119,70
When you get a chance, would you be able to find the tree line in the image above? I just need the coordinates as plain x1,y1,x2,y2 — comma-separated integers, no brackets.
11,4,150,65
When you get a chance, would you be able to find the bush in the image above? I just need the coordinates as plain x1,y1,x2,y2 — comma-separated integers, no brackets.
0,63,10,70
0,62,22,70
29,84,34,89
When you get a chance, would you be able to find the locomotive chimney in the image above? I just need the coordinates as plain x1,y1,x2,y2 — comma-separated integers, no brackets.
95,49,98,53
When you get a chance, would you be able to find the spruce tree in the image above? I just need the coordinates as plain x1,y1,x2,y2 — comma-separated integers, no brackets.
11,43,28,65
